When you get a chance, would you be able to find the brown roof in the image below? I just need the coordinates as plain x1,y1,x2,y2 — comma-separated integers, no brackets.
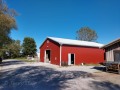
102,38,120,48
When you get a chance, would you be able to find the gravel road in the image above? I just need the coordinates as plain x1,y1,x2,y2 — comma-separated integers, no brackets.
0,59,120,90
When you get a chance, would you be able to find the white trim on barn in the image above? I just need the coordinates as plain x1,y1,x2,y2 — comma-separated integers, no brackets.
60,44,62,66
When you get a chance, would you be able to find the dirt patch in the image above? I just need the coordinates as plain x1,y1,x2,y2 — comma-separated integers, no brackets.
93,72,120,85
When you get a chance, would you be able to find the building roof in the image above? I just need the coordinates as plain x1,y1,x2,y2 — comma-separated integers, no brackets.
102,38,120,48
47,37,104,48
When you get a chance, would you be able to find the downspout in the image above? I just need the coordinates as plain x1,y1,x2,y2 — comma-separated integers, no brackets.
60,44,62,66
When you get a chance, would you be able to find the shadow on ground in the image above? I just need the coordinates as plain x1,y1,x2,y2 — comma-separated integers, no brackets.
0,65,92,90
91,66,106,72
92,66,119,74
91,81,120,90
0,60,120,90
0,60,25,66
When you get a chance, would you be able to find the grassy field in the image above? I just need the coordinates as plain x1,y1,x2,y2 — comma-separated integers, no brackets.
13,57,37,62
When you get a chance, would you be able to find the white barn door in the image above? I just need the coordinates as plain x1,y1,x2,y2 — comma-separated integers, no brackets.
68,53,71,65
68,53,75,65
44,50,46,63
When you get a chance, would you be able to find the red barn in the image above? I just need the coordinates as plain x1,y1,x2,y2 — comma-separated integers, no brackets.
40,37,104,66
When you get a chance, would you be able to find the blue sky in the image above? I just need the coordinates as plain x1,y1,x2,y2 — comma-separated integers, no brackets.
7,0,120,52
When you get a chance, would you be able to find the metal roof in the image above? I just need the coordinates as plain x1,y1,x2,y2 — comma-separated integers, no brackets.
102,38,120,48
47,37,104,48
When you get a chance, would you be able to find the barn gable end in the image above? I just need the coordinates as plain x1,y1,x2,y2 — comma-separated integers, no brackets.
40,38,60,65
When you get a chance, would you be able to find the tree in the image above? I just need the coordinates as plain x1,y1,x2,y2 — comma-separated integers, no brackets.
22,37,37,56
7,40,21,58
0,0,17,59
76,27,98,42
0,0,17,47
0,40,21,58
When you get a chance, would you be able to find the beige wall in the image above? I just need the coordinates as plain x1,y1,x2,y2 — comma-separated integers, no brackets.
105,43,120,61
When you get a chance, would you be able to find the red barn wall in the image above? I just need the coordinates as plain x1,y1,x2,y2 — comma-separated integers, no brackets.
40,39,60,65
61,45,104,65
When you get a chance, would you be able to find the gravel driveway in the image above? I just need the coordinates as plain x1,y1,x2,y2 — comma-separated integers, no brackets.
0,59,120,90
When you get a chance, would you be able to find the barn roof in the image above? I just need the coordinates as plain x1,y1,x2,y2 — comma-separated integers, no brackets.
102,38,120,48
47,37,104,48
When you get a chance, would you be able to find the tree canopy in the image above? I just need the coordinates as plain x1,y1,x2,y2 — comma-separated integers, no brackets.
0,0,17,47
76,27,98,42
7,40,21,58
0,40,21,58
22,37,37,56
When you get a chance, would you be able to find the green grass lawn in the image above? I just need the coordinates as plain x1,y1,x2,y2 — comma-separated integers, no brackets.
13,57,36,62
